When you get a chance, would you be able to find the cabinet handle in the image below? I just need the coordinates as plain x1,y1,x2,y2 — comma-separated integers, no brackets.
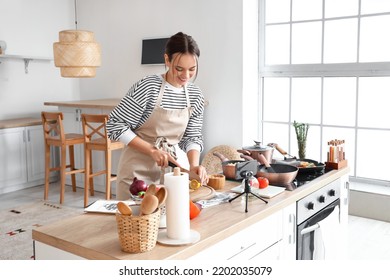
27,130,31,142
289,213,296,245
345,181,350,206
75,109,81,122
23,130,26,143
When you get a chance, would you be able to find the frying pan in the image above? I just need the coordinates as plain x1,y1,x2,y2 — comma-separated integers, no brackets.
257,154,298,186
294,159,325,174
270,143,325,174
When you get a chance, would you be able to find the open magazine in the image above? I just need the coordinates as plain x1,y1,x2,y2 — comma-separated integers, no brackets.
84,199,140,214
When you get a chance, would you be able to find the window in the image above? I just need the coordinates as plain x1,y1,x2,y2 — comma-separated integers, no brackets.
259,0,390,184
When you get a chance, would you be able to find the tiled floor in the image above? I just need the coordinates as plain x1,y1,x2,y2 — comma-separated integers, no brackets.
1,183,390,260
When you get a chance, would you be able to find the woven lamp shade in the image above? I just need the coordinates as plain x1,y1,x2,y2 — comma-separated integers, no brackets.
53,30,101,78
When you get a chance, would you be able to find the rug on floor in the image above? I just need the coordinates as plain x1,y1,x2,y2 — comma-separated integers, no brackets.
0,201,84,260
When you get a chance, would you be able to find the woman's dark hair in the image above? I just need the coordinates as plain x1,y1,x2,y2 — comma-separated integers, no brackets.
165,32,200,80
165,32,200,60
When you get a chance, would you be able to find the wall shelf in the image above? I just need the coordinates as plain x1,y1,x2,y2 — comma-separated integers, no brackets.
0,54,53,74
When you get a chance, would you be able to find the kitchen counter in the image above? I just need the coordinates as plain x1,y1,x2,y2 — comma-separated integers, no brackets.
0,117,42,129
32,167,349,260
44,99,121,110
1,99,121,129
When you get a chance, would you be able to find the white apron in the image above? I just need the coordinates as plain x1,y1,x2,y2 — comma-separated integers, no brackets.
116,79,192,200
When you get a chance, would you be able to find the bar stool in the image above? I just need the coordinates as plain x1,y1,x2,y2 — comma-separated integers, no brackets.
41,111,85,204
81,114,125,207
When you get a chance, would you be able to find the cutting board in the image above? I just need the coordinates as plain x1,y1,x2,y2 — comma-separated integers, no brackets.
230,185,285,199
190,186,216,202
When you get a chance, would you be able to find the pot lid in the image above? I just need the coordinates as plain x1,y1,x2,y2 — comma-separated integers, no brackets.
242,140,273,151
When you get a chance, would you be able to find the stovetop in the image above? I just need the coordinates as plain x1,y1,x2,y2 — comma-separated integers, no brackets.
281,169,327,191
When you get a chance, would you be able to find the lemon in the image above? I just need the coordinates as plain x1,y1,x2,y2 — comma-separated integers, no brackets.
189,179,201,190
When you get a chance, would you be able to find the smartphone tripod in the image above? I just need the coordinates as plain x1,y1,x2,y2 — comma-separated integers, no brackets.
228,171,268,212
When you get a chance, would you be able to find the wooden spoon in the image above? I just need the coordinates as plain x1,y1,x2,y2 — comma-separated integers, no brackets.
140,194,159,215
117,201,132,216
145,184,157,196
155,187,167,207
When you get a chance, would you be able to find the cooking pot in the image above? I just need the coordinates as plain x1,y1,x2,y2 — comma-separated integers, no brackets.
256,154,298,186
238,141,274,163
213,152,257,180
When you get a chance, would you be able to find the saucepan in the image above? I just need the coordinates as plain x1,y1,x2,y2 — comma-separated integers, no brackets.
237,140,274,163
256,154,298,186
213,152,257,180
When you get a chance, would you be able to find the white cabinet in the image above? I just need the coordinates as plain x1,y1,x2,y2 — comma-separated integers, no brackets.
26,125,47,182
34,241,85,260
339,174,349,224
280,202,297,259
0,125,48,194
189,209,287,260
339,174,349,259
189,203,297,261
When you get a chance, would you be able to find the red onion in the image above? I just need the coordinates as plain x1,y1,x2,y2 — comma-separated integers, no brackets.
129,177,148,195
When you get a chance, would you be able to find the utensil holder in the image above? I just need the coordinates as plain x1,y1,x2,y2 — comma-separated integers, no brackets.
116,208,160,253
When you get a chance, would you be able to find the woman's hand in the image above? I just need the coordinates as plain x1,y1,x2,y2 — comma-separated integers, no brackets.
129,136,174,167
187,149,208,185
190,165,209,186
150,148,173,167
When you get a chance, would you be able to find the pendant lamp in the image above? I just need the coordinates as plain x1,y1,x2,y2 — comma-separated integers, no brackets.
53,1,101,77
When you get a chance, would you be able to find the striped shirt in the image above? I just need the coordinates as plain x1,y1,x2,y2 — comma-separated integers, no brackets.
107,74,205,152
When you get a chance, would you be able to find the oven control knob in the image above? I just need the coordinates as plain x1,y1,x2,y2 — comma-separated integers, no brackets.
328,189,336,197
319,195,326,203
307,202,315,210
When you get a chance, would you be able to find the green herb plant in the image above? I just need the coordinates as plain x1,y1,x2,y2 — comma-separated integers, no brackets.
293,121,309,159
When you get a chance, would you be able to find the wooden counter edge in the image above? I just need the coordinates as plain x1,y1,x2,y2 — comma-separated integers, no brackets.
44,99,121,110
0,117,42,129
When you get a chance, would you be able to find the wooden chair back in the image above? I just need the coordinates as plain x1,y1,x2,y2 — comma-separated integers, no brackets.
81,114,110,150
41,111,66,144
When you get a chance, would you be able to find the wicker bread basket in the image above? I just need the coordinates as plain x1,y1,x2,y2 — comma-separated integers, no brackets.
116,208,161,253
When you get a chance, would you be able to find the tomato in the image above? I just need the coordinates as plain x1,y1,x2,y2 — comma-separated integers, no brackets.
189,200,201,219
257,177,269,189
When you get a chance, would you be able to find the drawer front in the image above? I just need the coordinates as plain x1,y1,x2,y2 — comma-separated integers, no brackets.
189,210,283,260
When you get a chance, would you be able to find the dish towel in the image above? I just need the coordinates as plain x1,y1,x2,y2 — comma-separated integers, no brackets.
313,205,341,260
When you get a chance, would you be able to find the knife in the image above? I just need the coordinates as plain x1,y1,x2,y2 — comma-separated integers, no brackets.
168,161,202,182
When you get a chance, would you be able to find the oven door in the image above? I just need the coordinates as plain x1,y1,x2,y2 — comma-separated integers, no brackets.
297,199,340,260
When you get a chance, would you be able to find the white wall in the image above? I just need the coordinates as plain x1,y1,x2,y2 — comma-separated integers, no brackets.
0,0,79,120
0,0,259,156
77,0,259,154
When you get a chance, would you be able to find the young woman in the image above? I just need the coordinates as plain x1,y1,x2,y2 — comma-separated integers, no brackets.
107,32,208,200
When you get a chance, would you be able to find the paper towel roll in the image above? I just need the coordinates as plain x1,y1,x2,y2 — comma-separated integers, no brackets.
164,170,190,240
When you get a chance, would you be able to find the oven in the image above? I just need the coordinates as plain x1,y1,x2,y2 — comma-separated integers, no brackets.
296,179,341,260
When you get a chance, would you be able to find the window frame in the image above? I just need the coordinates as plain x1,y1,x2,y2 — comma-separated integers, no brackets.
258,0,390,185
